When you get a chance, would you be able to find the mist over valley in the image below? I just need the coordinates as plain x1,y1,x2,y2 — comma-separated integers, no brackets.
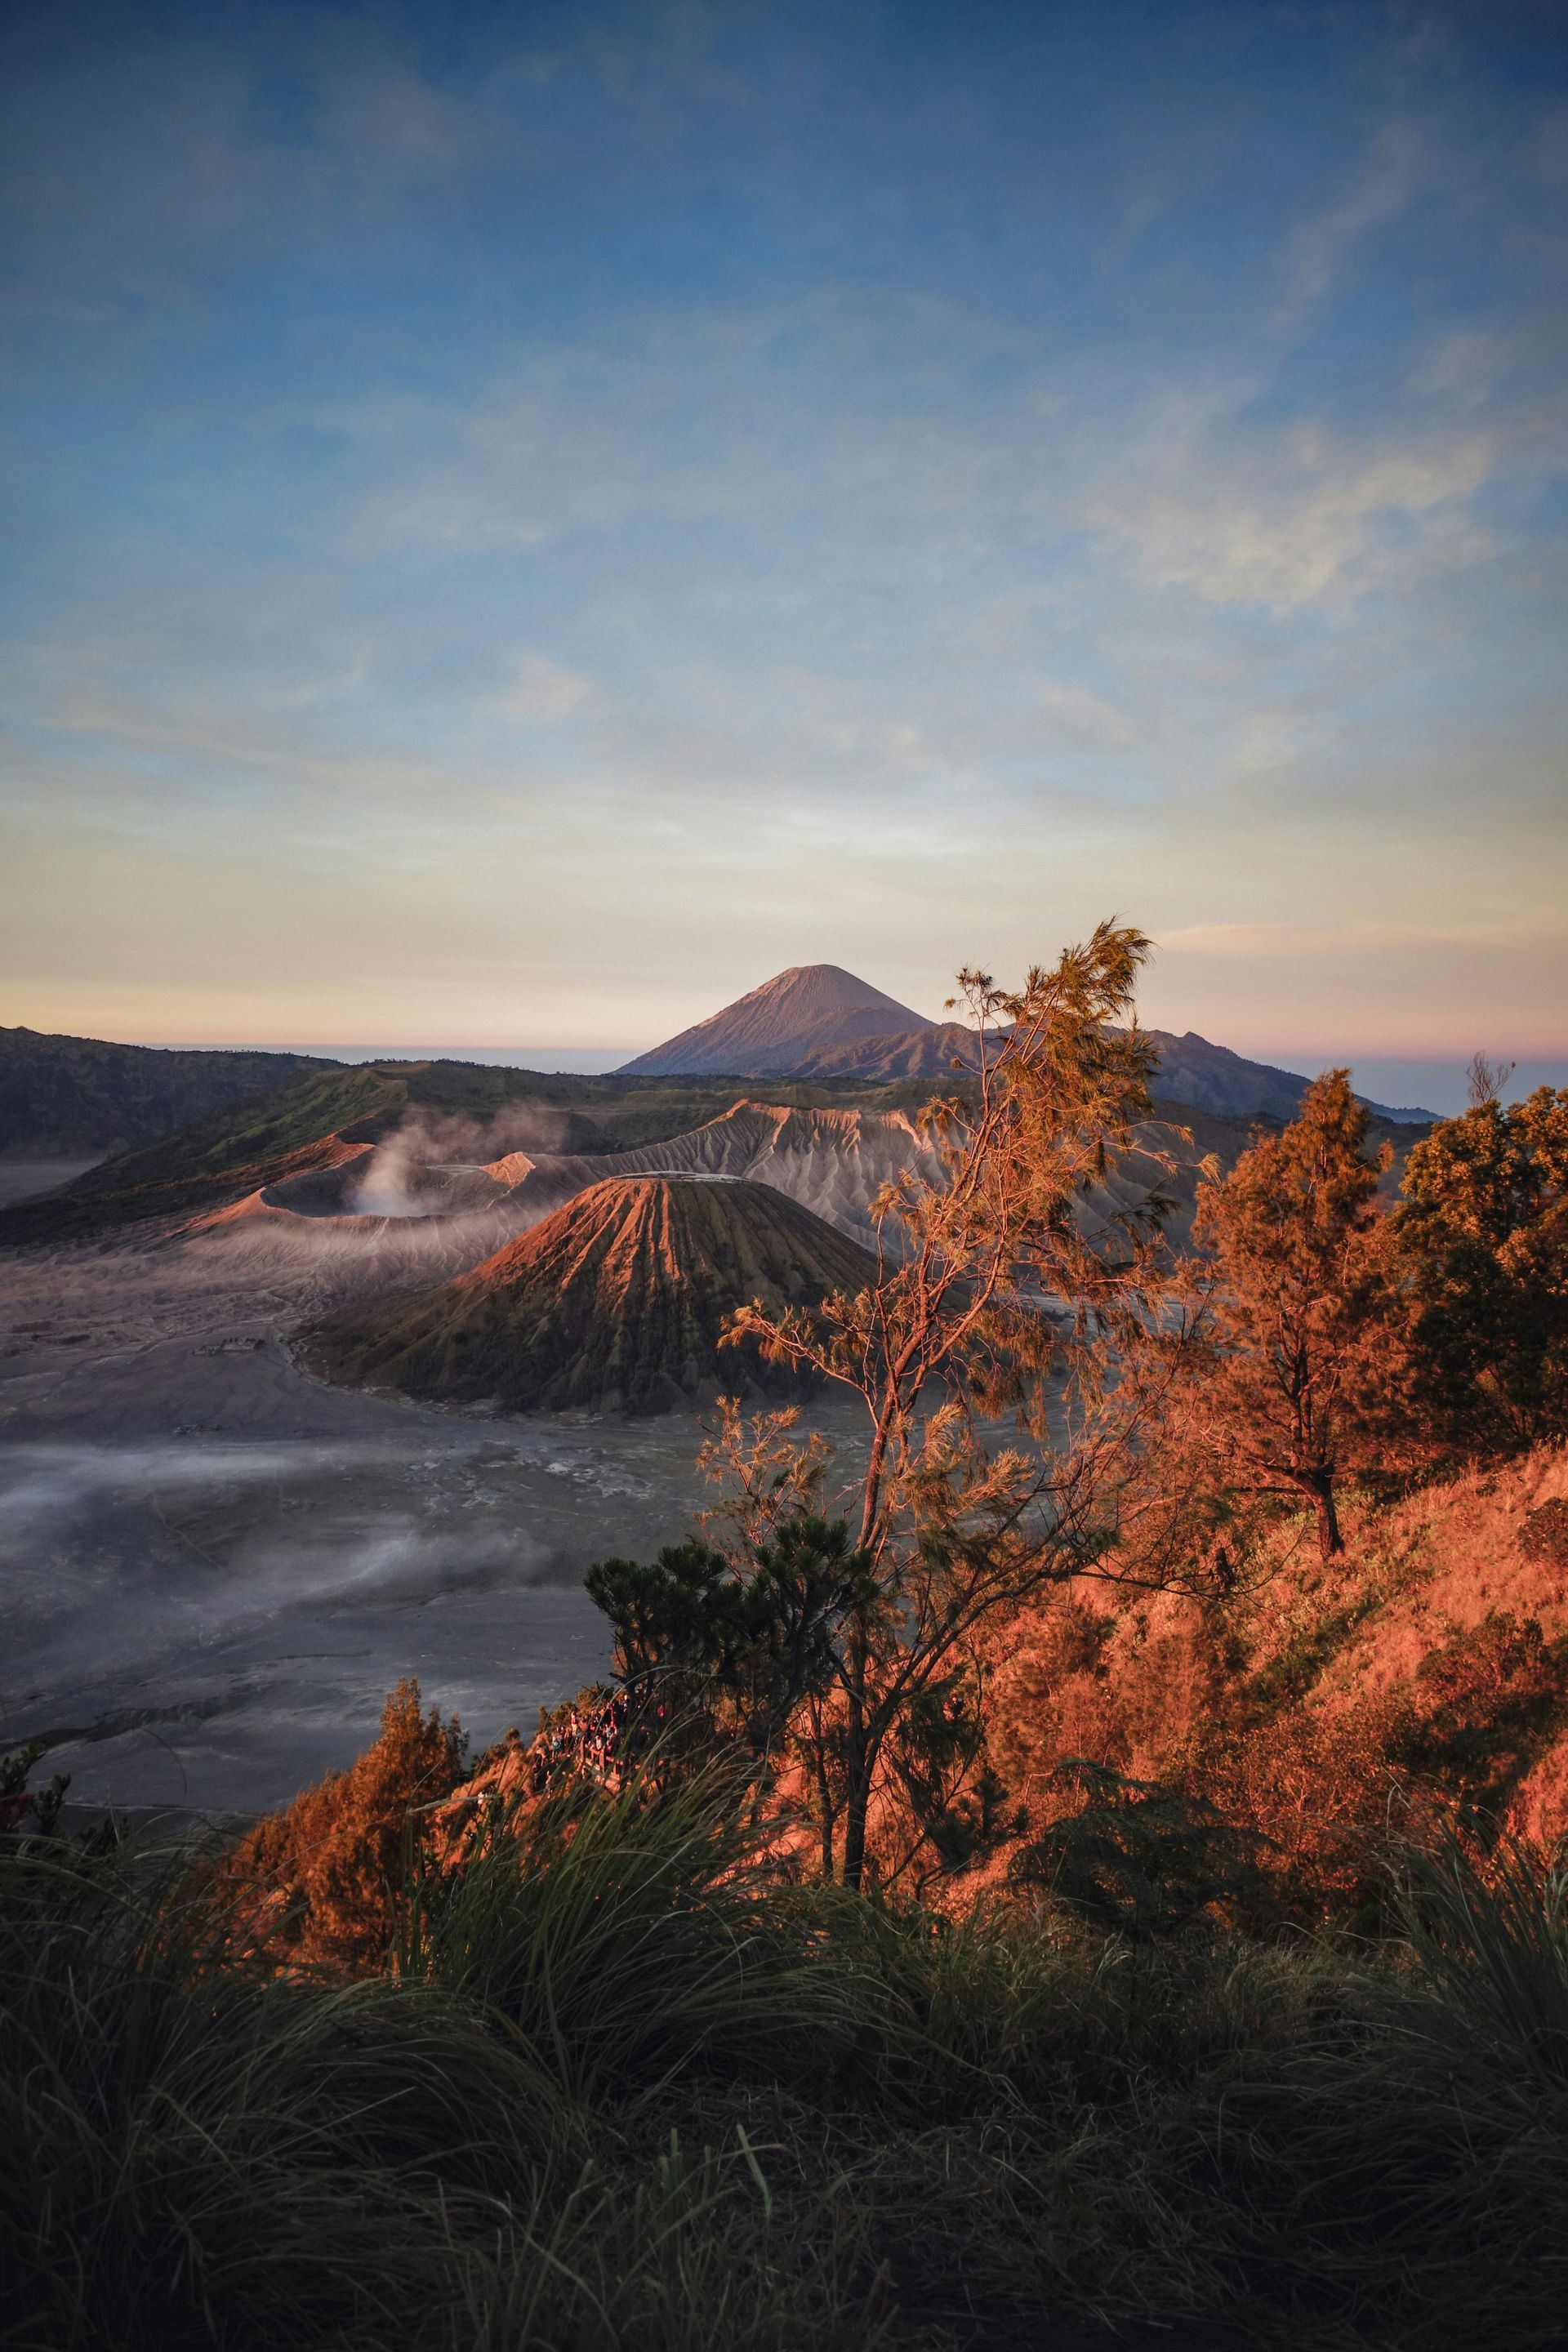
2,964,1435,1811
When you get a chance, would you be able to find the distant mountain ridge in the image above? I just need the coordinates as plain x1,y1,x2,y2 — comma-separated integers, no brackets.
620,966,1436,1123
0,1026,331,1158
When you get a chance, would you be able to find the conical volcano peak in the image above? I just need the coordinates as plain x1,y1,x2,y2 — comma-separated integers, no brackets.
618,963,933,1077
308,1173,876,1415
745,964,915,1010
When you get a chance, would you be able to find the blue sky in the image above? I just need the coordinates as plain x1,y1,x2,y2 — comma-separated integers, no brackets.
1,0,1565,1081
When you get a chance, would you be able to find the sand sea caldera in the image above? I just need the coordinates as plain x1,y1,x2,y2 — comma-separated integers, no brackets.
0,1193,870,1813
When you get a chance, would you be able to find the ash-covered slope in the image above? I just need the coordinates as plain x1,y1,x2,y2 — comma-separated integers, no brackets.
308,1174,878,1414
497,1101,952,1252
495,1095,1244,1258
619,964,930,1077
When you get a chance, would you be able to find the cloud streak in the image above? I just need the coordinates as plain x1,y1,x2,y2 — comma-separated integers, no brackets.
1277,122,1424,324
0,2,1563,1061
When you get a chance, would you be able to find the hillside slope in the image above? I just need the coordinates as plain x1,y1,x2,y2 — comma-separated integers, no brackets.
497,1097,1238,1253
0,1060,594,1245
982,1446,1568,1909
0,1050,990,1250
0,1026,328,1157
308,1174,878,1413
494,1100,951,1251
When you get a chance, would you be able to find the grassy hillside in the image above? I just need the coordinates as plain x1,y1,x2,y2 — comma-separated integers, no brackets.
0,1062,411,1244
980,1445,1568,1915
0,1025,327,1157
10,1686,1566,2351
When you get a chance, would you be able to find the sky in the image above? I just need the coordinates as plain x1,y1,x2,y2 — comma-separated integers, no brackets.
1,0,1565,1091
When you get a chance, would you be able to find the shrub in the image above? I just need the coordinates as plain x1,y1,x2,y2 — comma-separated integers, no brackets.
1009,1762,1273,1940
220,1678,467,1970
1522,1496,1568,1571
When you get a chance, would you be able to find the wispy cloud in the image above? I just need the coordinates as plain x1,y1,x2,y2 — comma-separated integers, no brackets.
0,2,1563,1058
1276,121,1424,324
1081,403,1495,611
493,651,594,724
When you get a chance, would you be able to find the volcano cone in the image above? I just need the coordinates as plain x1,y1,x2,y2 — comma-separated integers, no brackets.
308,1174,876,1414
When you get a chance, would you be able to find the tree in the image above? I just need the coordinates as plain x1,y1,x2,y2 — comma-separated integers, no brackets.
717,921,1182,1889
222,1680,466,1969
1142,1070,1401,1562
586,1516,874,1794
1395,1085,1568,1456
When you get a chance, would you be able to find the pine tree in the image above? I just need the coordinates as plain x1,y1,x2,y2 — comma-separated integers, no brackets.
1165,1071,1400,1560
1396,1085,1568,1454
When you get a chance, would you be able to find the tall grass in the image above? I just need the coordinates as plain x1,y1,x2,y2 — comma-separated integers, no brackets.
7,1788,1568,2349
0,1837,565,2350
399,1757,884,2104
455,2134,890,2352
1207,1835,1568,2350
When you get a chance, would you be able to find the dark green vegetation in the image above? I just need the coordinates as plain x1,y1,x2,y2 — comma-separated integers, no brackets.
0,1024,327,1158
0,1058,415,1241
308,1175,879,1412
6,1768,1567,2351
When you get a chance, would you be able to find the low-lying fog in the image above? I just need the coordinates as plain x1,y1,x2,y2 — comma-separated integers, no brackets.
0,1184,868,1818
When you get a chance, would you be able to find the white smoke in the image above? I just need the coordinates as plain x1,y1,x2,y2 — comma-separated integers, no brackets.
345,1102,579,1220
345,1126,427,1218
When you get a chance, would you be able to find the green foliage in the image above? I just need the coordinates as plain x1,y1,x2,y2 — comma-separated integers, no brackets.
879,1673,1022,1887
1214,1837,1568,2350
1011,1761,1272,1940
400,1757,882,2105
0,1837,564,2352
12,1779,1568,2349
0,1737,70,1836
586,1513,875,1762
1389,1611,1568,1809
455,2133,889,2352
0,1025,325,1158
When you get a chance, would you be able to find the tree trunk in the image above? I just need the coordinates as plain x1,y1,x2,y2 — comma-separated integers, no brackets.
840,1682,873,1890
1311,1477,1343,1559
810,1716,836,1882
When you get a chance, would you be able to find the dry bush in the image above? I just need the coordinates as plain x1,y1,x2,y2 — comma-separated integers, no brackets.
1523,1495,1568,1570
223,1678,467,1970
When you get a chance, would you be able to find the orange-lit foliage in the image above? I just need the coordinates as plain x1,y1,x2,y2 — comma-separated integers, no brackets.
1396,1085,1568,1457
978,1446,1568,1918
222,1678,466,1970
1140,1070,1406,1562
